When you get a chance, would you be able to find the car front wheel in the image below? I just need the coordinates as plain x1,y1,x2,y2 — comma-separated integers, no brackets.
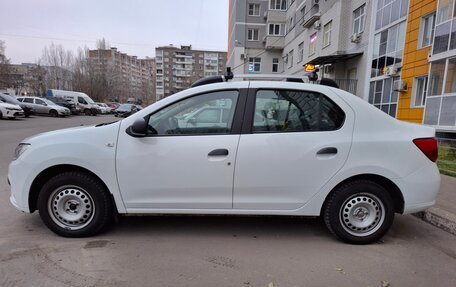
37,171,115,237
323,180,394,244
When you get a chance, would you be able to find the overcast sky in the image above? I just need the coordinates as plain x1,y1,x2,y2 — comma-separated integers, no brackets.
0,0,228,64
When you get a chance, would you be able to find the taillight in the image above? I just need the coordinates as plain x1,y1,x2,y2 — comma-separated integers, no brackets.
413,138,438,162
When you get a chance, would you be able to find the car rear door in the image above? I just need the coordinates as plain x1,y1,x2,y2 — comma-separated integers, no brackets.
116,86,248,211
233,82,354,210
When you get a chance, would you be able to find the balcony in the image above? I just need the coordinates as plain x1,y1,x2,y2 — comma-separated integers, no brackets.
264,35,285,50
265,10,286,22
302,4,320,28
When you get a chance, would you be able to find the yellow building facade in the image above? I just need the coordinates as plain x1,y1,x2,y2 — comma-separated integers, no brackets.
397,0,437,123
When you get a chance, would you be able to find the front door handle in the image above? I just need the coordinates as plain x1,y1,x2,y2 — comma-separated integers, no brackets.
317,147,338,155
208,149,229,156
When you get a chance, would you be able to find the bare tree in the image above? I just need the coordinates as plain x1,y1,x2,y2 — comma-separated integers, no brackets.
96,38,110,50
0,40,12,89
40,43,74,90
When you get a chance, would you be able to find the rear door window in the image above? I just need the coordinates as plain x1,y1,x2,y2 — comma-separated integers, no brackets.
253,89,345,132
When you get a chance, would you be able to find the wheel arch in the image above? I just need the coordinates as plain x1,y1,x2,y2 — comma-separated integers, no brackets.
29,164,116,213
321,174,405,215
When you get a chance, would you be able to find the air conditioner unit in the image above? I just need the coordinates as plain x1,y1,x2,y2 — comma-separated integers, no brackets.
387,66,398,76
350,33,361,43
240,53,245,60
393,79,407,92
314,20,321,30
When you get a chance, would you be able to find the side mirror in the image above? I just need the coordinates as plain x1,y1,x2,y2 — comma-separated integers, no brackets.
126,118,147,137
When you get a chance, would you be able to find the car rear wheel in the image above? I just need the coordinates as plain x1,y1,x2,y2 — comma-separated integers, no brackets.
37,171,115,237
49,110,58,117
323,180,394,244
84,109,91,116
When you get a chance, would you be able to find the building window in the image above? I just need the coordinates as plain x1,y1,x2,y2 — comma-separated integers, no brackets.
248,57,261,72
298,42,304,62
268,23,283,35
309,33,317,55
420,13,436,48
413,76,428,107
368,77,399,117
323,21,332,47
375,0,408,30
287,16,295,33
272,58,279,72
445,57,456,94
353,4,365,35
436,0,454,24
248,3,260,16
433,21,451,54
288,50,294,68
270,0,286,10
371,22,406,78
248,28,259,41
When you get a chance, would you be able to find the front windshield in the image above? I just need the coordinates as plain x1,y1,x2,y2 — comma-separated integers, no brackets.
84,96,94,104
1,94,20,104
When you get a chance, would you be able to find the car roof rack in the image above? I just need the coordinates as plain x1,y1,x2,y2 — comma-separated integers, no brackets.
191,67,339,89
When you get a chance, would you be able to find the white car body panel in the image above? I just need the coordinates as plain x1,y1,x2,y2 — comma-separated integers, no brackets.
8,122,126,213
0,102,24,118
8,81,440,219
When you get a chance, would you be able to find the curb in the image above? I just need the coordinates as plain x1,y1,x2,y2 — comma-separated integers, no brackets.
414,207,456,236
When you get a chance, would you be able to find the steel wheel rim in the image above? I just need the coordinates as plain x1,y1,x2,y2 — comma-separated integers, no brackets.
339,193,385,237
47,185,95,230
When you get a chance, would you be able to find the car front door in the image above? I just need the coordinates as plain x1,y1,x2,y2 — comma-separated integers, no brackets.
233,85,354,210
116,88,247,211
34,98,49,114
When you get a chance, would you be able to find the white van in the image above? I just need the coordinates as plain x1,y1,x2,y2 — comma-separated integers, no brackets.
46,89,101,116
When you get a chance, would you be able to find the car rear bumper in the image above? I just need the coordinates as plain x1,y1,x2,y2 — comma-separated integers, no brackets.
399,162,441,214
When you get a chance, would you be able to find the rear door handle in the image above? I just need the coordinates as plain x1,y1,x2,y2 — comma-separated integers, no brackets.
317,147,338,155
208,149,229,156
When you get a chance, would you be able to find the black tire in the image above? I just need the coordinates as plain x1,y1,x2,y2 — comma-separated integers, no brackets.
323,180,395,244
49,110,58,117
37,171,115,237
84,109,91,116
0,111,3,119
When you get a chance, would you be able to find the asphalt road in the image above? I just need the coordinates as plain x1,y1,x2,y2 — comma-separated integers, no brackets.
0,115,455,287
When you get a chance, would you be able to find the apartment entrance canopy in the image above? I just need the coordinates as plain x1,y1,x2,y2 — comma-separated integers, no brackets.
305,52,363,66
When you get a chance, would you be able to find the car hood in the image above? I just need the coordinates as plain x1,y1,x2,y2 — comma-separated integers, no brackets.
21,121,121,145
0,102,22,110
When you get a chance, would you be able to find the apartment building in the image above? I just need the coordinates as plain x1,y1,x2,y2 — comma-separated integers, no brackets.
227,0,372,97
396,0,436,123
155,45,227,101
88,48,155,103
421,0,456,132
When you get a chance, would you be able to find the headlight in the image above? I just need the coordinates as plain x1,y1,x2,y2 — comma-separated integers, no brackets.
14,143,30,160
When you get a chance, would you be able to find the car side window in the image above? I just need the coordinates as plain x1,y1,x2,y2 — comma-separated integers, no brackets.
23,98,33,103
78,97,87,104
253,89,345,133
148,90,239,136
35,99,45,105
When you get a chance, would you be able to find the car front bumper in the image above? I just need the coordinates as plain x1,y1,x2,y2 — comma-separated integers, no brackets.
8,160,32,213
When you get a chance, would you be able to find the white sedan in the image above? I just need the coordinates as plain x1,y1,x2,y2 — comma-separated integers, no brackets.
0,100,24,119
8,79,440,244
95,102,112,114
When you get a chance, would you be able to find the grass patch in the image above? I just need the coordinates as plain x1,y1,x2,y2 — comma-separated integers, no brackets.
438,144,456,177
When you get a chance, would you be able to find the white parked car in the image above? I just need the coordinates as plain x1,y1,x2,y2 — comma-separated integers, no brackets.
8,77,440,244
0,100,24,119
95,102,112,114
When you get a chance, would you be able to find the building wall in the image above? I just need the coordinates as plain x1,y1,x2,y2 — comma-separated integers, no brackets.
397,0,437,123
155,45,226,101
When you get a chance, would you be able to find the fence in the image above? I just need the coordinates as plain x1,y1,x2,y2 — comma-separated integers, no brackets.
437,137,456,176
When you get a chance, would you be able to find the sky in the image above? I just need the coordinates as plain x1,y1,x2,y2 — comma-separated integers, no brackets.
0,0,228,64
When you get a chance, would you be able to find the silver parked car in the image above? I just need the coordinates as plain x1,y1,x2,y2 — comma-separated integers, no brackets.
17,96,71,117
